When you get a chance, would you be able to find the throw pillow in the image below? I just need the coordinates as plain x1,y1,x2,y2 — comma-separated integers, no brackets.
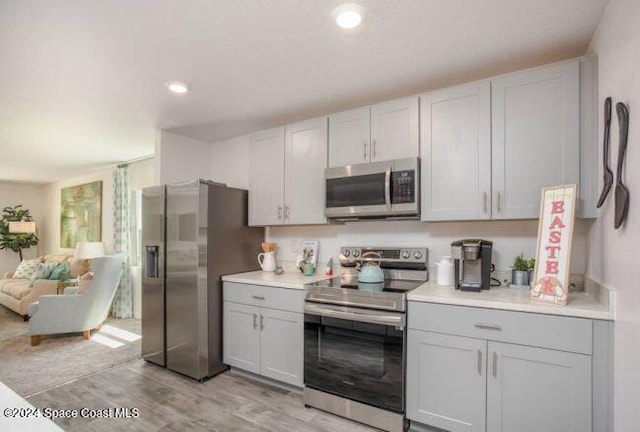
76,272,94,295
13,259,41,280
49,263,70,280
29,262,57,287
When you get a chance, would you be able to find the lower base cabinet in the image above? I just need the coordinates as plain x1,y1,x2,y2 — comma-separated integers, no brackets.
486,342,591,432
407,331,487,432
223,301,303,387
406,302,598,432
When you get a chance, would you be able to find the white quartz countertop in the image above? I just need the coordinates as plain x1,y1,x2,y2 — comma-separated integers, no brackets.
222,270,334,290
0,381,63,432
408,282,613,320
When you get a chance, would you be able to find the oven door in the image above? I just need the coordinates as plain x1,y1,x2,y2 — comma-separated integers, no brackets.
304,302,406,413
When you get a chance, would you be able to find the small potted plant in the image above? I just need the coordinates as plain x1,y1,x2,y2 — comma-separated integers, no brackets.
527,258,536,286
511,254,530,286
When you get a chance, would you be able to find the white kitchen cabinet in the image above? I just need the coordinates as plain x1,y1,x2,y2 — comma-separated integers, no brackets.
407,302,598,432
328,97,419,168
223,282,304,387
248,127,286,226
420,82,492,221
329,107,370,167
491,61,580,219
486,342,591,432
259,308,303,386
223,302,260,374
407,330,487,432
248,117,327,226
370,96,419,162
284,117,328,225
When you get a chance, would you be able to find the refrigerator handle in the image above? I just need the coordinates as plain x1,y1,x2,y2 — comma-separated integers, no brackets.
145,245,160,278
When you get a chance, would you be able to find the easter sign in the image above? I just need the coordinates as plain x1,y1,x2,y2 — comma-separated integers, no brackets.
530,185,577,305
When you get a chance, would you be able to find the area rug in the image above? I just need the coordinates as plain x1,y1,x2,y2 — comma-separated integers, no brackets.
0,305,141,397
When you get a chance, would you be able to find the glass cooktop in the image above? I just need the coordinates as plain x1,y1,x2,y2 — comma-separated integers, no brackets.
307,276,424,293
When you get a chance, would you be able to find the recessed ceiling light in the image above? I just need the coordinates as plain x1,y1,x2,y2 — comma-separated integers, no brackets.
165,81,190,94
333,3,365,29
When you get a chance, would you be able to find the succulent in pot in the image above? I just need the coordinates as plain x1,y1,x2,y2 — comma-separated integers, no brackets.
527,258,536,286
511,254,530,286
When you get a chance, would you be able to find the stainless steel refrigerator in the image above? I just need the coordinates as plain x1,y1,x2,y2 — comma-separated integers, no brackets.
141,180,264,380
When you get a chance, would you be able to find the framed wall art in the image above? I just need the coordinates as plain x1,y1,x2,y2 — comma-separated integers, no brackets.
60,181,103,248
530,184,577,305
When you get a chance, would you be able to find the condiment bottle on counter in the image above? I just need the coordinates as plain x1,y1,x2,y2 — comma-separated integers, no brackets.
324,258,334,276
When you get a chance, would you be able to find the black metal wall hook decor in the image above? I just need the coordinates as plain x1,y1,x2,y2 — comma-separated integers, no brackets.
596,97,613,208
614,102,630,229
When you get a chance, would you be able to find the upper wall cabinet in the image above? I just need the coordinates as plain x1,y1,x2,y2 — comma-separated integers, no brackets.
421,81,492,221
328,97,419,167
370,97,420,162
249,118,328,226
249,127,286,226
284,117,328,225
329,107,370,167
420,58,595,221
491,61,580,219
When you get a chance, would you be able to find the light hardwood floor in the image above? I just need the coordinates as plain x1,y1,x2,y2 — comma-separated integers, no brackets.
26,359,379,432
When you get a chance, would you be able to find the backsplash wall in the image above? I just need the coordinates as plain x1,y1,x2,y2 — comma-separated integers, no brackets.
267,219,592,274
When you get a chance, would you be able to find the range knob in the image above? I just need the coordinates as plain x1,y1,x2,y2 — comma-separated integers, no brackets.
402,250,411,259
343,249,351,257
352,249,360,258
414,251,423,260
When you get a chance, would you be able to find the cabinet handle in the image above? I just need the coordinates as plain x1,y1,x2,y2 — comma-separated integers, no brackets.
477,350,482,375
492,351,497,377
364,141,367,160
285,205,290,220
475,323,502,331
260,314,264,330
373,139,377,158
496,192,501,213
277,205,283,219
252,295,265,300
253,313,258,330
483,192,487,214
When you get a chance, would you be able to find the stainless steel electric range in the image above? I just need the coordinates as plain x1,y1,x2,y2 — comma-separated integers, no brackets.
303,246,429,432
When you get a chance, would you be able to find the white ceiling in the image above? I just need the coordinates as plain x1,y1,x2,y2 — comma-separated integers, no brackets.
0,0,608,183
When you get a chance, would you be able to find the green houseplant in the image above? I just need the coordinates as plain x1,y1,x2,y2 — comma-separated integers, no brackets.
511,254,530,286
0,205,39,261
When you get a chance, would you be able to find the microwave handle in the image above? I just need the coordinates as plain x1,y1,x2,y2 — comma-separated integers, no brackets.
384,166,392,211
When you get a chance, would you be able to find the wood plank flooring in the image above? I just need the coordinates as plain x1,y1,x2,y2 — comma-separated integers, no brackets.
26,359,379,432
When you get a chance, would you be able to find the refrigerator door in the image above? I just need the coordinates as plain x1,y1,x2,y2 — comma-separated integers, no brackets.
141,185,166,367
166,180,208,379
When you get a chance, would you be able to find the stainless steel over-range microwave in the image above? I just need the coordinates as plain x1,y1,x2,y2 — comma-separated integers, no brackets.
324,157,420,221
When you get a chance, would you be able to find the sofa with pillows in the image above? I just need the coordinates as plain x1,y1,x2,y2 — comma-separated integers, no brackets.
0,254,90,319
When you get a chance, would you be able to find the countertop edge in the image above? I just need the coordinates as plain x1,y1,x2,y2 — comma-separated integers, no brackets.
407,294,614,321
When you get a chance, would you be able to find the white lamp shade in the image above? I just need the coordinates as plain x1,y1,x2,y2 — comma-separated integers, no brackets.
8,221,37,233
74,241,106,259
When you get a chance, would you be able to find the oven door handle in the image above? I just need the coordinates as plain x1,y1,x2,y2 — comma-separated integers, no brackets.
304,303,405,328
384,166,392,211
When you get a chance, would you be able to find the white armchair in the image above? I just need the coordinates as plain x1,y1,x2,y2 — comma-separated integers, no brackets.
28,256,124,346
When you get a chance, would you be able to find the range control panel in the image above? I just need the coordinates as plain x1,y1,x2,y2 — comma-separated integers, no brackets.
339,246,428,266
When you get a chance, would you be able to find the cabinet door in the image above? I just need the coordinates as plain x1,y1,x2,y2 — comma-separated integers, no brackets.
329,107,370,167
223,302,260,374
486,342,591,432
492,62,580,218
284,117,328,225
259,308,303,387
370,96,419,162
248,127,285,226
407,330,487,432
421,82,492,221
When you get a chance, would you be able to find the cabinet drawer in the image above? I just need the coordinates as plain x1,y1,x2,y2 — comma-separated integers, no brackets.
223,282,304,313
408,302,592,355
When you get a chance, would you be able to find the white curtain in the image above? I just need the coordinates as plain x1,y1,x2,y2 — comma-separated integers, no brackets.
110,166,133,318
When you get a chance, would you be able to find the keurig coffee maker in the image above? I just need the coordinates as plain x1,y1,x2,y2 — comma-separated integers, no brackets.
451,239,493,292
